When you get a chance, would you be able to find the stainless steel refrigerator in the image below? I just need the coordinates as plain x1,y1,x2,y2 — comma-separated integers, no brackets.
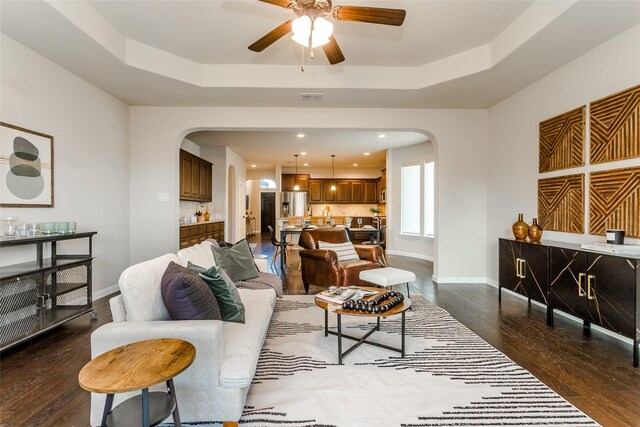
281,191,308,217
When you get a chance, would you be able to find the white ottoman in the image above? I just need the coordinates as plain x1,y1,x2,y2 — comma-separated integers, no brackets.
359,267,416,297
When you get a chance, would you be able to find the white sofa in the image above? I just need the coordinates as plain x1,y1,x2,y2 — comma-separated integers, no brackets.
89,241,277,426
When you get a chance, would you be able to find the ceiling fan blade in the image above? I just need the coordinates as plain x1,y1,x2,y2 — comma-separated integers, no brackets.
332,6,406,26
323,35,345,65
258,0,293,8
248,20,293,52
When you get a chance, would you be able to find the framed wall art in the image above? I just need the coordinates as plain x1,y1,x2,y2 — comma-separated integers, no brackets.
589,166,640,238
539,106,585,173
538,173,584,233
1,122,54,207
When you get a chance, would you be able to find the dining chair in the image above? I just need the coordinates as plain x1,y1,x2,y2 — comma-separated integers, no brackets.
268,226,292,268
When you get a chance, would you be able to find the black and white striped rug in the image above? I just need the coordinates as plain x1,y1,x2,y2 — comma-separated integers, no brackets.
240,295,598,427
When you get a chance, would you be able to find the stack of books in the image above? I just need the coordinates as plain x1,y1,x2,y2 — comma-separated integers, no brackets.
580,242,640,255
316,286,378,304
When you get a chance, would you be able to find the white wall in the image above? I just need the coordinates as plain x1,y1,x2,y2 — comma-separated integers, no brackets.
387,142,437,262
0,35,130,298
128,106,488,282
487,24,640,282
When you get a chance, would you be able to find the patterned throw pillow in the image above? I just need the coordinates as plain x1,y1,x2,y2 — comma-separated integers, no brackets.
188,262,246,324
318,241,360,262
161,262,221,321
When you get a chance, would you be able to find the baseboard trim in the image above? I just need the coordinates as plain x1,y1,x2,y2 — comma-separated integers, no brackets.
385,250,434,262
93,283,119,301
498,286,632,345
432,275,489,284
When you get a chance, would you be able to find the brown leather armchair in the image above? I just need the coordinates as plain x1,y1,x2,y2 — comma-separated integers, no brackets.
299,228,386,293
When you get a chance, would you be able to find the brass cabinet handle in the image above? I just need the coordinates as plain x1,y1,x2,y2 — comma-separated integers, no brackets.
515,257,521,278
587,275,595,300
578,273,586,297
519,259,526,278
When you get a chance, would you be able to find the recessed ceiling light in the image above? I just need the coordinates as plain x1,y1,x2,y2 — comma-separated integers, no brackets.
303,163,309,166
353,163,358,166
364,152,370,156
251,164,256,168
378,134,386,138
297,133,305,138
300,152,307,155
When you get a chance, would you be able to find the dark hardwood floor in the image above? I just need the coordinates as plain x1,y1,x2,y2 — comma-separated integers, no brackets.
1,232,638,426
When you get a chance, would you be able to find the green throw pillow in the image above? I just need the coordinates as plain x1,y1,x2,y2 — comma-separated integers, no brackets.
211,239,260,282
188,262,245,323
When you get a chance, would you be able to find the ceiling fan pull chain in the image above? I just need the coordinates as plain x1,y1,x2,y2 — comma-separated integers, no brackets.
301,46,305,72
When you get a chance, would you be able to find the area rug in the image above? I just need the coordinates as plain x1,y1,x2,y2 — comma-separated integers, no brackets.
179,295,600,426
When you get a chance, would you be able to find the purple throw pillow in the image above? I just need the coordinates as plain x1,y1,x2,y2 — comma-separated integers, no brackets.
161,261,221,320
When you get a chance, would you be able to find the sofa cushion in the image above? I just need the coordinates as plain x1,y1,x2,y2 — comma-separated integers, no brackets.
118,253,180,321
220,288,276,388
319,241,359,262
211,239,260,282
189,263,245,324
177,241,217,269
161,262,221,321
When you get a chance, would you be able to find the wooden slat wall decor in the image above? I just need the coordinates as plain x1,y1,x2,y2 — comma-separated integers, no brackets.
589,167,640,238
590,84,640,164
539,106,585,172
538,174,584,233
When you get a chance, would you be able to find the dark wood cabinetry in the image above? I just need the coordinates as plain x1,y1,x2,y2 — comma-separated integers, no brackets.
336,181,351,202
282,174,310,192
309,179,323,203
322,181,336,202
179,221,224,249
350,181,363,202
499,238,640,367
498,239,549,306
179,149,212,202
363,180,377,203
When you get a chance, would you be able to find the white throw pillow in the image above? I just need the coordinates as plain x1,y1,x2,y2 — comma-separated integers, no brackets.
118,253,180,321
318,241,359,262
177,241,217,268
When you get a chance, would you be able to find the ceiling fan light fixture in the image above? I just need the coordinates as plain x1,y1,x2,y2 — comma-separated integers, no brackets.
291,16,333,48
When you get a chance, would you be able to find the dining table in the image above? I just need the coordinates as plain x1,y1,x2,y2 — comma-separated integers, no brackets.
279,226,381,270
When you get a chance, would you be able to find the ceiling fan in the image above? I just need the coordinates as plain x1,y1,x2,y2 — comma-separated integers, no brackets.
248,0,406,65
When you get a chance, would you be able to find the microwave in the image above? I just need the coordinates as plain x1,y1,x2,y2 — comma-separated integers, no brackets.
380,189,386,203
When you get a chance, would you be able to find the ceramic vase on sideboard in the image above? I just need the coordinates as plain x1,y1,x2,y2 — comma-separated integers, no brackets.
528,218,543,242
512,213,529,240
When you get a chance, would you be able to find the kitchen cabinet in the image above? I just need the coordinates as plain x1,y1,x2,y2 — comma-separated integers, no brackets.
363,181,377,203
282,174,310,192
179,149,212,202
322,181,337,202
309,179,323,203
499,237,640,367
179,221,224,249
351,181,363,203
1,232,97,351
336,181,351,203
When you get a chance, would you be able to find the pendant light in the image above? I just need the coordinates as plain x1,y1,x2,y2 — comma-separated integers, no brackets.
330,154,336,191
293,154,300,191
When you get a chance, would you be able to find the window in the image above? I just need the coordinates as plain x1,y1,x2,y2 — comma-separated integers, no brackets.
401,163,421,235
400,161,435,237
424,161,435,237
260,179,276,189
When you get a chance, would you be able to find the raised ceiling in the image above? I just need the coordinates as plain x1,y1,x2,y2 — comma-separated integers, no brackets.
1,1,639,108
186,130,427,169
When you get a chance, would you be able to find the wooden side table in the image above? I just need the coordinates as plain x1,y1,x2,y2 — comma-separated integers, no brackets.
79,338,196,427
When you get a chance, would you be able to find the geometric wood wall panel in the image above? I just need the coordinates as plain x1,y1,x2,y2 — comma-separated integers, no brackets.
538,173,584,233
539,106,585,172
590,84,640,164
589,166,640,238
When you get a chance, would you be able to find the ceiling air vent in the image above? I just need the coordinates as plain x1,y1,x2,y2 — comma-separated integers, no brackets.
299,92,325,101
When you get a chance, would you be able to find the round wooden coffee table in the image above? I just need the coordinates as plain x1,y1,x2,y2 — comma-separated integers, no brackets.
79,338,196,427
315,286,411,364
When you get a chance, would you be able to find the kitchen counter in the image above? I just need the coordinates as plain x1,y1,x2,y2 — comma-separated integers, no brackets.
180,219,224,227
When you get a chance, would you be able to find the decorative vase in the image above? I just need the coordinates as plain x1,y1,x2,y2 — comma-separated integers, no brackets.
197,215,204,223
512,213,529,240
204,207,211,222
528,218,543,242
